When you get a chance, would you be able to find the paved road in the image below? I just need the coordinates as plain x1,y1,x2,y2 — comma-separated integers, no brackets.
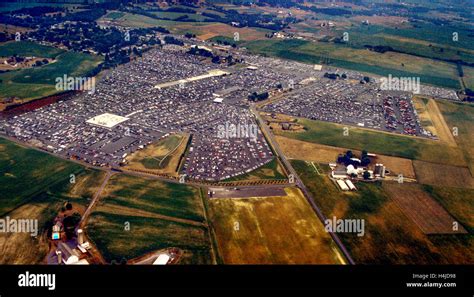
251,105,355,265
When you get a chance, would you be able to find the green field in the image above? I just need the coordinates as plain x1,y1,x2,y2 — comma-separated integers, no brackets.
462,66,474,90
87,174,213,263
0,41,103,101
423,185,474,234
291,159,473,264
0,137,106,264
150,11,212,22
437,100,474,174
276,117,467,167
0,137,85,215
245,39,461,89
0,41,63,58
334,24,474,64
104,11,125,20
100,12,184,28
0,2,84,13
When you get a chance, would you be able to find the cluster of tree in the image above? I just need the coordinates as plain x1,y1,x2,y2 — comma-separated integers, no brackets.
323,72,347,80
164,36,184,46
205,5,292,30
364,45,394,53
184,33,196,39
33,59,50,67
337,150,371,167
0,6,107,28
213,38,237,48
6,6,64,17
187,46,213,58
248,91,269,102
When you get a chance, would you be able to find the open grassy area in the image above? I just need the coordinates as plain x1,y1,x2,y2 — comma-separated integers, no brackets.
0,137,106,264
340,25,474,64
275,135,416,178
437,100,474,175
462,66,474,90
0,41,63,58
0,41,103,102
223,158,286,182
423,185,474,234
0,138,85,215
87,174,212,264
125,134,188,176
276,117,467,167
96,174,206,222
208,187,345,264
245,39,461,89
291,159,473,264
99,12,185,28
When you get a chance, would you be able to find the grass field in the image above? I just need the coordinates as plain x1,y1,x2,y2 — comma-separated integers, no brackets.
383,183,467,234
423,185,474,234
86,174,212,264
125,134,188,176
462,66,474,90
275,116,467,167
275,135,416,178
0,137,106,264
0,42,103,102
412,97,457,146
437,100,474,175
99,12,187,29
245,39,461,89
223,158,286,182
291,159,473,264
413,160,474,189
0,2,84,13
208,187,345,264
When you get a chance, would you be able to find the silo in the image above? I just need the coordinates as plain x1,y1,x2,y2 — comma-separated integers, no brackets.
57,250,62,265
77,229,84,245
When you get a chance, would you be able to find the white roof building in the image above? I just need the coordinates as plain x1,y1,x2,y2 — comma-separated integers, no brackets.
153,254,171,265
86,113,129,130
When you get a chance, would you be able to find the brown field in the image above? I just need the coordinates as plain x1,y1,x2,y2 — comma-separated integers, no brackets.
176,23,269,41
413,97,457,146
275,135,416,178
383,183,467,234
125,133,188,177
413,160,474,189
293,160,474,264
0,203,51,264
208,187,346,264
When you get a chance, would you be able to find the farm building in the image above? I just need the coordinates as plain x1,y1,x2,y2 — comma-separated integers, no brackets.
374,164,386,177
332,170,347,179
345,179,357,191
336,179,349,191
